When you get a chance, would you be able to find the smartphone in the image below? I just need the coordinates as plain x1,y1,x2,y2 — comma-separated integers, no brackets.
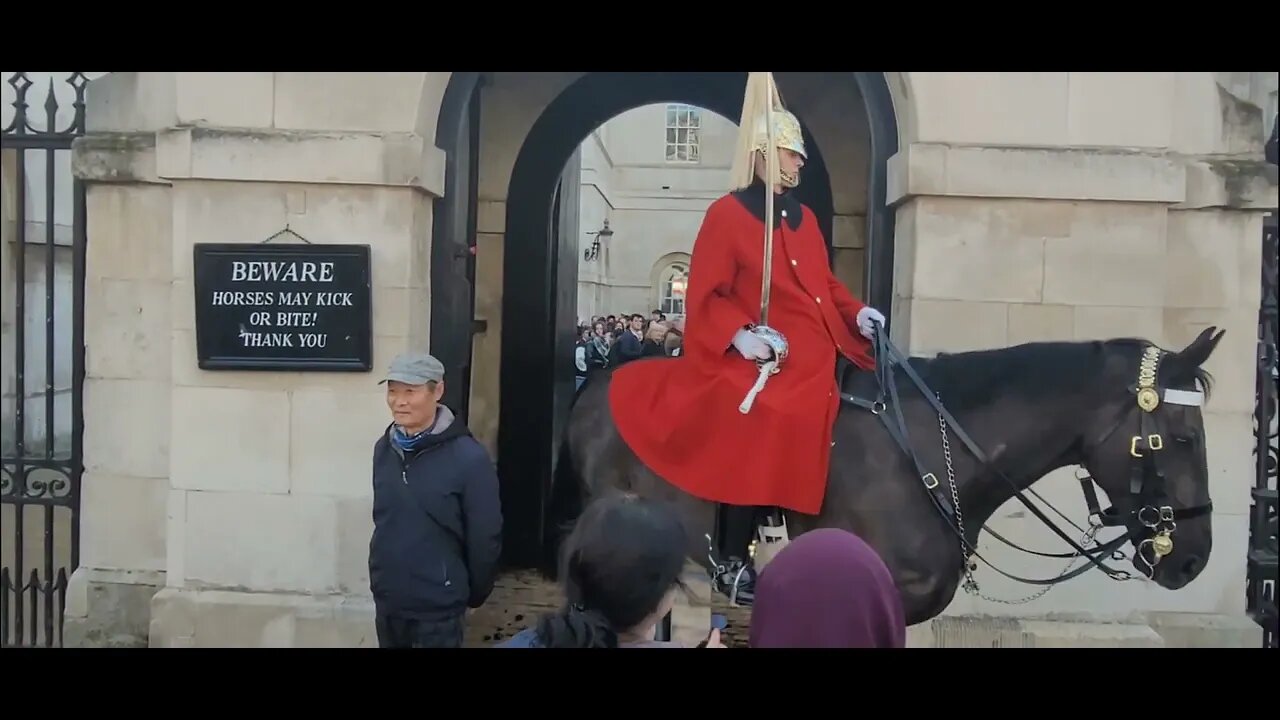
711,613,728,631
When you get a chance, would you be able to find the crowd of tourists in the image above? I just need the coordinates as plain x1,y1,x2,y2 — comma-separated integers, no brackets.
574,310,683,389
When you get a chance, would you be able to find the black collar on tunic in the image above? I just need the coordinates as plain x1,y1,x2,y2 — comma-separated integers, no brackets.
729,177,803,232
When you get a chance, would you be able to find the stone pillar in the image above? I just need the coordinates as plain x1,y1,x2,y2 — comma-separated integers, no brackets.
66,72,450,647
63,73,178,646
885,72,1277,629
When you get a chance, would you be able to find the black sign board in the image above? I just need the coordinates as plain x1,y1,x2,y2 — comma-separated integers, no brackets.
192,243,373,371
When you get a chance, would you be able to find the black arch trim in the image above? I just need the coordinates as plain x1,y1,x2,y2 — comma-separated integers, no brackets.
429,72,484,421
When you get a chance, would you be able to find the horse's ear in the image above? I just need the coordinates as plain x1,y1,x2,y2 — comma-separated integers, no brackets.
1165,326,1225,385
1173,326,1225,369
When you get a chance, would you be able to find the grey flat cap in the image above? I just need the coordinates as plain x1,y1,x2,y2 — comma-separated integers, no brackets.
379,351,445,385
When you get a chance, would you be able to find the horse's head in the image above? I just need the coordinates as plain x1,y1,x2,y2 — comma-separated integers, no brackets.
1078,327,1225,590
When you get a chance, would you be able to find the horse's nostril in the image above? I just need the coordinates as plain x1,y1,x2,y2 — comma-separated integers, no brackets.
1182,556,1202,576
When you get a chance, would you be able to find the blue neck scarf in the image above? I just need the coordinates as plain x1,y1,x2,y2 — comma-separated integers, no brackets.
391,410,440,452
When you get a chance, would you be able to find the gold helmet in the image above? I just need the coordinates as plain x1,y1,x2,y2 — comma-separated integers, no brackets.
729,72,806,191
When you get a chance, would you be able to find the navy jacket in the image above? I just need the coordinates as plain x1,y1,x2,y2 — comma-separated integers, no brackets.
368,408,503,619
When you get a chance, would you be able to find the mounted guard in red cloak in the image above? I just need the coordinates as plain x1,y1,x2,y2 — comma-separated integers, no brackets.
607,72,887,602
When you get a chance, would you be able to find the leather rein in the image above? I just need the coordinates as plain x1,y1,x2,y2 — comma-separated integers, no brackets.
839,323,1214,587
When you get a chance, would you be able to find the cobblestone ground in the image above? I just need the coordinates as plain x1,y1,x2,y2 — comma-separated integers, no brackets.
463,569,753,647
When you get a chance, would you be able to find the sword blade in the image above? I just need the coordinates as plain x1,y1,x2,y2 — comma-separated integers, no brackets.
760,75,777,327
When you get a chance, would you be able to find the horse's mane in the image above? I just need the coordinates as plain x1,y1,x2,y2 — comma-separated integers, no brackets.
902,337,1214,414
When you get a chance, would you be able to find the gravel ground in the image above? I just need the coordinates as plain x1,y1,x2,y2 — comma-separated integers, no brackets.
465,569,754,647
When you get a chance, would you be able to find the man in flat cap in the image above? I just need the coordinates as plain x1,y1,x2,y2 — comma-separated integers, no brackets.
368,351,503,648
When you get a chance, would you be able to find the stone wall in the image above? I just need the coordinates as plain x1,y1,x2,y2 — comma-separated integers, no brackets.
65,72,448,647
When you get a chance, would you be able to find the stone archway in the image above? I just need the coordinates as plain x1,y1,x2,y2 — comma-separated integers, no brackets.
435,72,900,567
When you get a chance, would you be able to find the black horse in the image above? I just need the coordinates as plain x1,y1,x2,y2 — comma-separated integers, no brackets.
547,326,1225,626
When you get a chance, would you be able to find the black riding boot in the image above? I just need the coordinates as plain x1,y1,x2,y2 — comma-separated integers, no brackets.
710,505,760,606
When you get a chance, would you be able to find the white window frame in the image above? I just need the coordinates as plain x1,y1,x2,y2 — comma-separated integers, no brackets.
664,104,701,163
658,262,689,316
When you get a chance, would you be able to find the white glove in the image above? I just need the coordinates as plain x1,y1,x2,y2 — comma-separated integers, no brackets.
856,306,886,339
731,327,773,361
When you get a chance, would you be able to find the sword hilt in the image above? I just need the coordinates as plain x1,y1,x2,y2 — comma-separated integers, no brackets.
739,360,778,414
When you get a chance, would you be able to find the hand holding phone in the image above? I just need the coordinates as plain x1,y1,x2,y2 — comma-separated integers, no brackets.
700,628,727,648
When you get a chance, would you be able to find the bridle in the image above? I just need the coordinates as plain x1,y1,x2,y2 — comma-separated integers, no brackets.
842,324,1214,591
1073,344,1214,574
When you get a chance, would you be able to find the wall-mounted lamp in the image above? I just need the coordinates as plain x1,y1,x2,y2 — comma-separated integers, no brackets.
584,219,613,262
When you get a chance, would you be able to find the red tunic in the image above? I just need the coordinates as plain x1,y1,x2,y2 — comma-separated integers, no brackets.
608,188,875,515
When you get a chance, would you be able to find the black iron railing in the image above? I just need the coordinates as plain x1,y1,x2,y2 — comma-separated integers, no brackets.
1246,114,1278,649
1,71,88,648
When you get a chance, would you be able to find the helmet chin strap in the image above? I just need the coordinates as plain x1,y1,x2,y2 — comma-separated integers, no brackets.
755,148,800,188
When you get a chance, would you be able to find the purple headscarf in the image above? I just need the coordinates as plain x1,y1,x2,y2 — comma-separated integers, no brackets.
748,528,907,648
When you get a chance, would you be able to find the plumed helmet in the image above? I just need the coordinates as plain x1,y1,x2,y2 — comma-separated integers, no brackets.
752,109,806,160
728,72,806,191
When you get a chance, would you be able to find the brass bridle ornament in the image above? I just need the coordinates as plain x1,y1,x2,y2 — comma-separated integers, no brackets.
1077,343,1214,578
1129,347,1191,570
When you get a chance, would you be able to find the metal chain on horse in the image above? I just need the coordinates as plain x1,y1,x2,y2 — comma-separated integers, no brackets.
936,402,1131,605
850,321,1169,586
841,320,1211,590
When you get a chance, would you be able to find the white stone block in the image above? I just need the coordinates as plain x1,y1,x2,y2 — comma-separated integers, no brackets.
1171,72,1225,155
1043,205,1168,307
1007,303,1074,344
905,299,1008,354
289,388,389,498
909,198,1046,303
170,181,420,290
83,378,169,479
272,72,423,133
85,184,172,281
335,497,374,596
1146,611,1263,647
1017,620,1164,648
1162,307,1259,415
156,126,445,197
830,214,865,249
166,489,187,588
889,144,1185,206
1165,209,1257,309
84,279,171,381
169,386,290,494
176,72,274,129
84,72,177,134
909,72,1070,147
1067,72,1175,149
182,491,338,594
1073,306,1164,342
80,474,167,573
1201,411,1259,518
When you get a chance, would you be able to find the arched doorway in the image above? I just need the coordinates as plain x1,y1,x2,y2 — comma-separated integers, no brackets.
433,72,899,567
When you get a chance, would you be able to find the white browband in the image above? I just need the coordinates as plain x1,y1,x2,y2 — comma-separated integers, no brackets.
1162,388,1204,407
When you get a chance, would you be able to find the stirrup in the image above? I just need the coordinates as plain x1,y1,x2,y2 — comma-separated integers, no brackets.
716,559,756,607
707,533,756,607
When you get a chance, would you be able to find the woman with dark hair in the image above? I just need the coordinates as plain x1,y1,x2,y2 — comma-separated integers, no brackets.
499,493,724,648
